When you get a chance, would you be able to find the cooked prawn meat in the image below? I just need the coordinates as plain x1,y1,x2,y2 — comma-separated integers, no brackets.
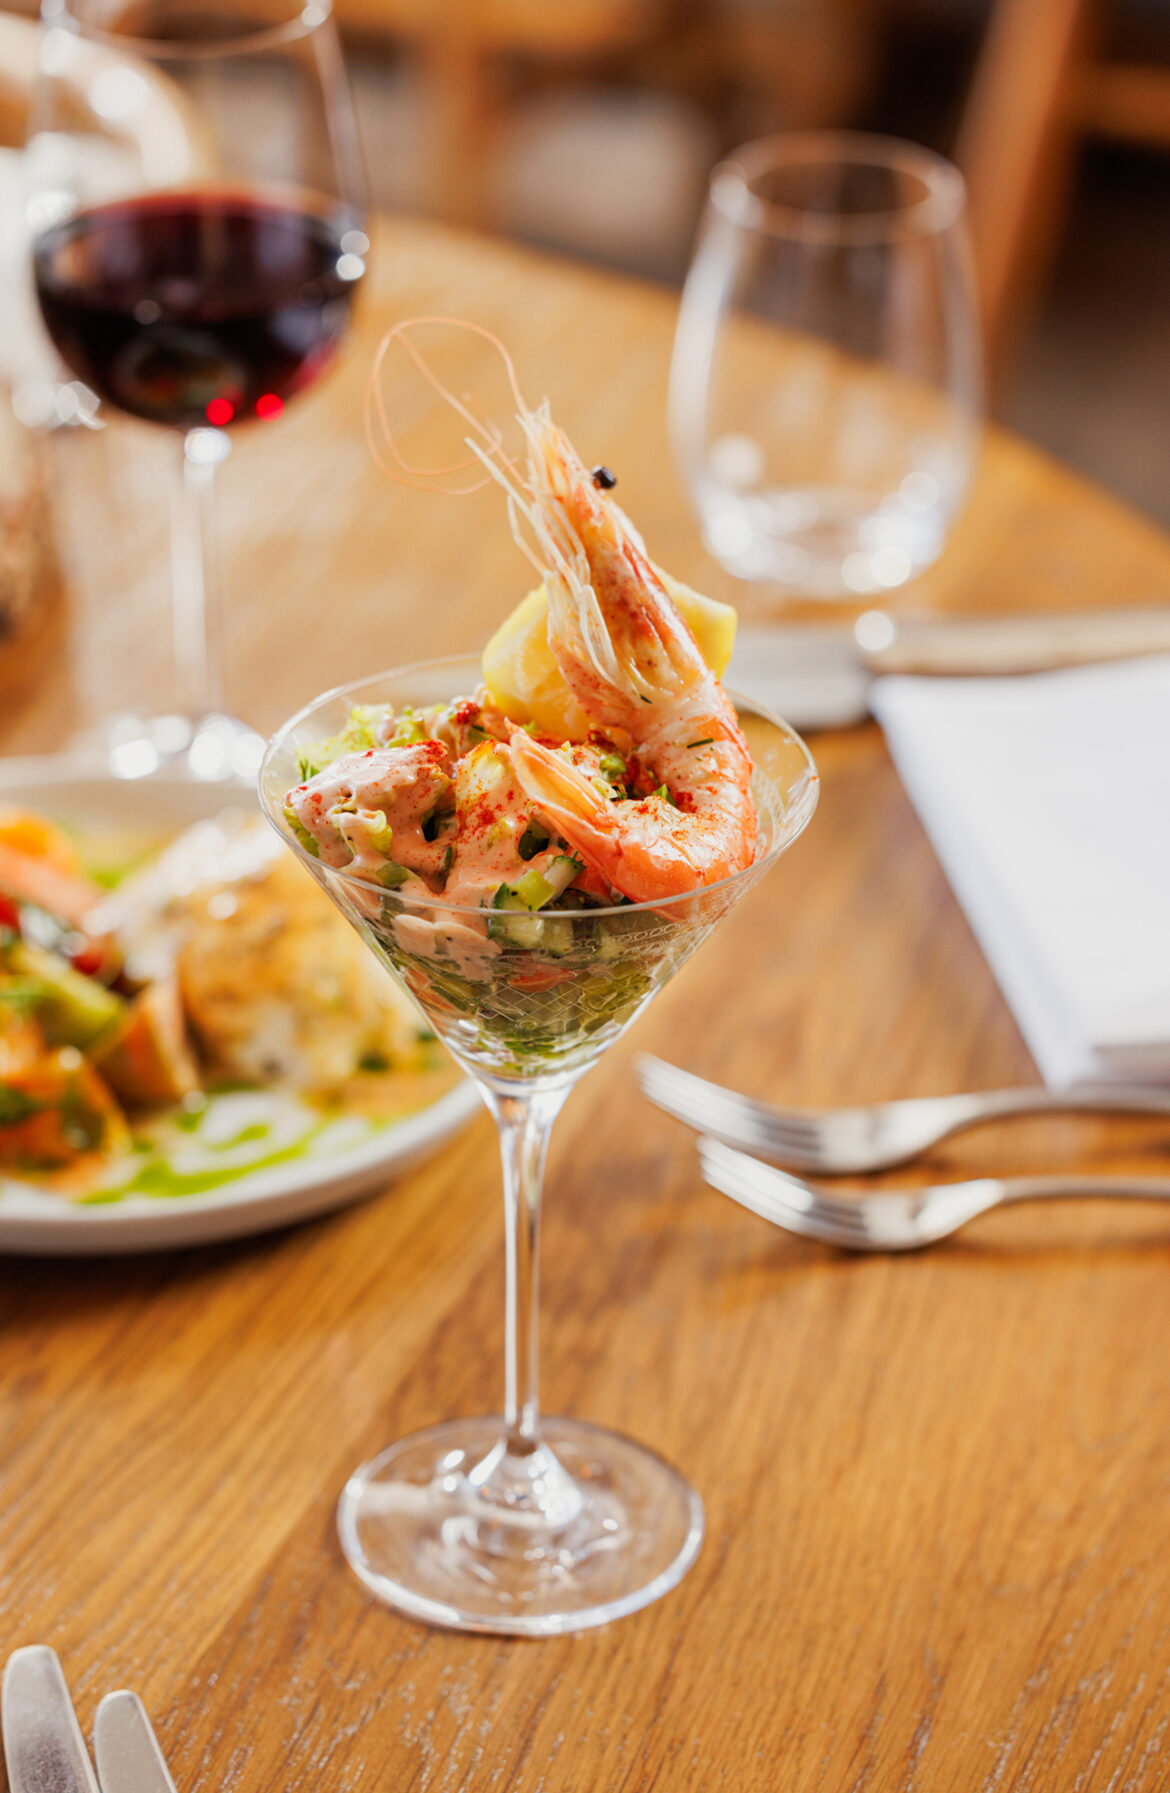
500,410,756,902
285,333,758,912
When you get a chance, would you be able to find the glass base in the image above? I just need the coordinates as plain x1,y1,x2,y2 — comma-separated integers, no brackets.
337,1416,704,1636
69,711,265,782
699,484,944,599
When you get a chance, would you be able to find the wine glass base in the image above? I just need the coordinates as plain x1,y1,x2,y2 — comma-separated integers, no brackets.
337,1416,704,1636
69,711,265,782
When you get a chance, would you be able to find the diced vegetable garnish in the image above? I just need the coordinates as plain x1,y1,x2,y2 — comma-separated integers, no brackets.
517,822,551,861
0,809,83,875
0,1015,128,1170
2,938,125,1050
0,841,104,931
493,855,582,913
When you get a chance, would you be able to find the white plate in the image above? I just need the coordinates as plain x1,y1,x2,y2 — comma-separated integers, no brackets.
0,753,479,1254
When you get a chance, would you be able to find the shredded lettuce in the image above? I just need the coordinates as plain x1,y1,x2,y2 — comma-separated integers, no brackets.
383,707,429,748
281,803,320,859
296,704,388,781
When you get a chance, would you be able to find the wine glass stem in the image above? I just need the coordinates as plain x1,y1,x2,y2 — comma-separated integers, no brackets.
485,1082,570,1452
172,426,232,717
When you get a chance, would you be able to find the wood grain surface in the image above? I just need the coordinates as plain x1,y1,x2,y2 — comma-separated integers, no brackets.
3,216,1170,1792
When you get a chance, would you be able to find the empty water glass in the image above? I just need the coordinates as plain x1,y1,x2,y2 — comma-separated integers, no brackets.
670,133,981,600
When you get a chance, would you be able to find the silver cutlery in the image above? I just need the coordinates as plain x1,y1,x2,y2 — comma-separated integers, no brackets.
93,1692,176,1793
727,607,1170,731
3,1647,99,1793
698,1136,1170,1251
3,1648,176,1793
636,1055,1170,1175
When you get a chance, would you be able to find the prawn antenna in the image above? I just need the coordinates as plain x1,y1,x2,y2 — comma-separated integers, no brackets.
364,316,529,497
364,316,638,700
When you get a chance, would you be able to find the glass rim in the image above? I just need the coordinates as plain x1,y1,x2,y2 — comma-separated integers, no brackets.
42,0,336,60
709,130,967,245
260,653,820,922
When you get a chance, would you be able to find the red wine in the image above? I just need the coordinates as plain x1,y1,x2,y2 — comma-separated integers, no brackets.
34,191,363,430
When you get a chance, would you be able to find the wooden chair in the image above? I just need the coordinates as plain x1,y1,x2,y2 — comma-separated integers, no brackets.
0,10,41,148
331,0,670,226
958,0,1170,388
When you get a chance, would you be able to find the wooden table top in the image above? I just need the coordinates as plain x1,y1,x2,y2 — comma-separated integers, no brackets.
4,216,1170,1792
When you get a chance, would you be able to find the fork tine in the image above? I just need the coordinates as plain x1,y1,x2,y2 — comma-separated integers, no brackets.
698,1144,830,1240
636,1057,827,1162
638,1056,826,1143
697,1137,823,1223
698,1138,874,1245
694,1137,832,1216
637,1057,751,1126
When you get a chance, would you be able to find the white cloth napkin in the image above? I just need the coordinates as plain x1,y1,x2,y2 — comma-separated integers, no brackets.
870,655,1170,1088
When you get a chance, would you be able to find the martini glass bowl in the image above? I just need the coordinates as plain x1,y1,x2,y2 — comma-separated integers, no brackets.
260,654,818,1634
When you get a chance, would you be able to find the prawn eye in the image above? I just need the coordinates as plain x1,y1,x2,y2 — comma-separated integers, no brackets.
591,465,617,490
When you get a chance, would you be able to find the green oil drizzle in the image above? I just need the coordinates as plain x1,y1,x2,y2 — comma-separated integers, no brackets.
210,1121,272,1151
79,1123,329,1203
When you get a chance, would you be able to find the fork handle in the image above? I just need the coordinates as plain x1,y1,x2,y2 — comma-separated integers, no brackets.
953,1085,1170,1125
999,1176,1170,1203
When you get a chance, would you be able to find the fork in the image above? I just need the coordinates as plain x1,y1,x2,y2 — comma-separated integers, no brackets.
636,1055,1170,1175
698,1136,1170,1251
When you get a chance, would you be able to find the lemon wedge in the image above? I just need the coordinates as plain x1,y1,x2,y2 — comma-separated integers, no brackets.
482,571,737,742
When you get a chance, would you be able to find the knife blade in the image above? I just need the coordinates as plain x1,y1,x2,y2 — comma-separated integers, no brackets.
93,1691,177,1793
727,605,1170,730
2,1647,100,1793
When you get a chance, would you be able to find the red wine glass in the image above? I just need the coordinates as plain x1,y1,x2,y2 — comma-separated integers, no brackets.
26,0,366,776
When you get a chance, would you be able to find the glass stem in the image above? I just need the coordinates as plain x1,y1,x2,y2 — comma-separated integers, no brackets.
484,1082,569,1454
172,427,232,717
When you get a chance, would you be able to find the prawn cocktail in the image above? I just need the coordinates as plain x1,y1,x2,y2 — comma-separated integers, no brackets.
265,323,820,1637
278,322,780,1073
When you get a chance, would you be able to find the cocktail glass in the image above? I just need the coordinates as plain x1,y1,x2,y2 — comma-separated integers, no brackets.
260,654,818,1635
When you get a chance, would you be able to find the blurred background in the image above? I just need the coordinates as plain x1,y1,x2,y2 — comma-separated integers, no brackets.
326,0,1164,525
1,0,1167,525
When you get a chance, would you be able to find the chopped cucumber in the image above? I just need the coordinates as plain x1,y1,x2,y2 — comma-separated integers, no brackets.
488,856,585,954
502,855,581,912
514,868,555,911
488,909,546,950
488,911,577,956
544,855,583,899
536,916,576,957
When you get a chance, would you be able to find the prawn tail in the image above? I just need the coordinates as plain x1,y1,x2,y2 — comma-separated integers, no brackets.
508,733,610,831
507,733,624,882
